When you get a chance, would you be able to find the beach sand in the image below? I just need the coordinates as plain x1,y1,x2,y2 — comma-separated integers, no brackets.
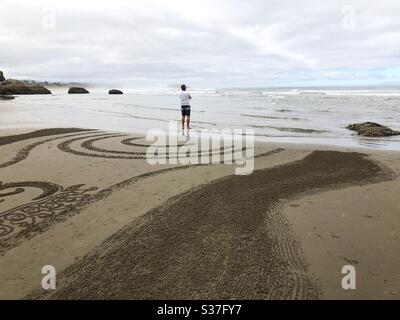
0,123,399,299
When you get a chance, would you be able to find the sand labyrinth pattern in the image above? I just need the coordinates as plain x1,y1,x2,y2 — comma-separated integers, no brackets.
0,129,260,254
27,151,392,300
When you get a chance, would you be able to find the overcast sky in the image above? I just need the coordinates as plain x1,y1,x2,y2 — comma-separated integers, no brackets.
1,0,400,88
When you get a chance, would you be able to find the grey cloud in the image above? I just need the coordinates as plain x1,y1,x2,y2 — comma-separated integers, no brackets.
1,0,399,87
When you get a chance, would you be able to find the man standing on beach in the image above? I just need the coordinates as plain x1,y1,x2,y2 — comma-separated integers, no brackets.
179,84,191,130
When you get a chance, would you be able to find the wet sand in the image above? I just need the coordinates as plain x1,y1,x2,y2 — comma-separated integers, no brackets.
0,127,399,299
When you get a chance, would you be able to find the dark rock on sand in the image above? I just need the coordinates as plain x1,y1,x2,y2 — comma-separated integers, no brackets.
68,87,89,94
347,122,400,137
0,95,15,100
0,79,51,95
0,71,5,82
109,89,123,94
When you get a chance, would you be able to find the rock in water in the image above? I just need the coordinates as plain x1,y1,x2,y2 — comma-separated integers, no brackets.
68,87,89,94
0,71,5,82
347,122,400,137
0,79,51,95
109,89,123,94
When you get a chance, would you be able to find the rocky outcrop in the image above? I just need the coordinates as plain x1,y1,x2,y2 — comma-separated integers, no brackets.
0,95,15,100
0,71,5,82
0,79,51,95
109,89,123,94
347,122,400,137
68,87,89,94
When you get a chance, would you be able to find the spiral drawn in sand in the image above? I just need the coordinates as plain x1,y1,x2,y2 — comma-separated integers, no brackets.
57,134,248,160
0,128,250,168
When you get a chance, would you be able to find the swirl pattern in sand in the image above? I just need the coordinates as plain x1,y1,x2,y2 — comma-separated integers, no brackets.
26,151,390,300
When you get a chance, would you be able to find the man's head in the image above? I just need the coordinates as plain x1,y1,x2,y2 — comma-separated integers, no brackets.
181,84,187,91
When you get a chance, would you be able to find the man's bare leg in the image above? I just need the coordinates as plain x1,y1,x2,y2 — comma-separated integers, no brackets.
187,116,191,129
181,116,185,130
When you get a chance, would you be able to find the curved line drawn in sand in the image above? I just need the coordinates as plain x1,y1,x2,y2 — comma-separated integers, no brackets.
121,137,189,148
58,134,247,160
0,181,60,201
0,128,94,147
27,151,393,300
83,135,195,157
0,130,99,169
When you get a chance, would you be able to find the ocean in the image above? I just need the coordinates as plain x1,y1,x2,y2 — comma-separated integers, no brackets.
2,86,400,150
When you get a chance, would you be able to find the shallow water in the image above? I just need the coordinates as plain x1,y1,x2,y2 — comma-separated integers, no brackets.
1,86,400,150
